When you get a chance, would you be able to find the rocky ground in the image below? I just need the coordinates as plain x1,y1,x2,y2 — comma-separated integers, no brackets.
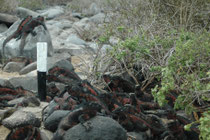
0,2,200,140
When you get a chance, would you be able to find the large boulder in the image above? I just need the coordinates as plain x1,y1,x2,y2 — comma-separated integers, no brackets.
40,6,64,20
2,110,41,129
3,61,25,73
8,76,37,92
16,7,39,18
65,34,87,46
64,116,127,140
47,53,72,70
19,62,37,75
90,13,106,24
0,18,53,60
46,19,72,30
0,13,18,26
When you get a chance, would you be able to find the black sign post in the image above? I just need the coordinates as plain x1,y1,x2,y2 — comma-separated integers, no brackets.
37,42,47,101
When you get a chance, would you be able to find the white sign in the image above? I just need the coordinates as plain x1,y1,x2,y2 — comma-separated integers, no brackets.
37,42,48,72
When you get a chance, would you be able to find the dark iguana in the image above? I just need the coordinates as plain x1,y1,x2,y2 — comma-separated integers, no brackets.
2,15,47,56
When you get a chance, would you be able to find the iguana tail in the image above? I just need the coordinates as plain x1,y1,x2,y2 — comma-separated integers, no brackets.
1,15,33,59
2,32,16,58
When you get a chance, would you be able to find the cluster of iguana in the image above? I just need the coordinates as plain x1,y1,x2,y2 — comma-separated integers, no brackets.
46,66,164,139
2,15,47,57
45,65,200,140
2,64,199,139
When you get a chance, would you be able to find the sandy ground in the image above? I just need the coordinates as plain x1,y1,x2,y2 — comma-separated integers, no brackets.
0,125,10,140
0,70,24,79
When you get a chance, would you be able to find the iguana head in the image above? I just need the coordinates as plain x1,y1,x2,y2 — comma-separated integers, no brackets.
36,16,47,30
36,16,45,22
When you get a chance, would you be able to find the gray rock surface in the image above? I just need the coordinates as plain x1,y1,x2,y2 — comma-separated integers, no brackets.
40,129,54,140
20,102,48,120
55,43,85,55
9,76,37,92
2,110,41,129
19,62,37,75
0,79,13,87
8,96,40,107
50,59,74,71
41,6,64,19
42,100,58,121
64,116,127,140
3,62,25,73
7,97,25,105
47,53,72,70
90,13,105,24
44,110,70,132
25,70,37,77
46,19,73,29
0,13,18,25
66,34,87,46
0,24,8,33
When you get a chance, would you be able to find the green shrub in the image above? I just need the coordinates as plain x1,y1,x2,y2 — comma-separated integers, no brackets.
184,111,210,140
199,111,210,140
152,31,210,113
100,26,177,86
97,1,210,139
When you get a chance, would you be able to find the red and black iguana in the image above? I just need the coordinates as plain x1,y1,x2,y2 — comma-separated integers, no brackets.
2,15,47,57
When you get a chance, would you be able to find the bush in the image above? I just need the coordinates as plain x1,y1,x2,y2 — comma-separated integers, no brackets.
18,0,44,10
42,0,71,6
184,111,210,140
199,111,210,140
152,31,210,112
0,0,18,13
99,26,177,85
101,0,209,113
100,25,209,140
150,0,210,30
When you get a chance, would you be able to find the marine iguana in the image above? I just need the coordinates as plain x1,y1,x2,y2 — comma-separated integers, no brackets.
52,102,102,140
2,15,47,57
